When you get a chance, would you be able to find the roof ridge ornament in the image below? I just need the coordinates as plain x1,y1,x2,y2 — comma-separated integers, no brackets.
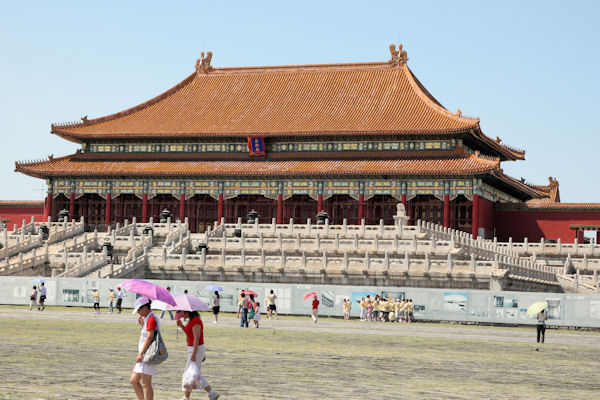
196,51,213,75
81,115,89,125
389,44,408,67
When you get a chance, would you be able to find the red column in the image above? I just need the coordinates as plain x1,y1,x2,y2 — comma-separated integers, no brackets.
142,194,148,223
43,196,48,220
217,194,224,224
471,194,479,238
180,194,185,222
277,194,283,224
596,230,600,245
358,194,365,222
69,193,75,222
105,193,112,231
443,194,450,228
46,193,53,222
317,194,323,212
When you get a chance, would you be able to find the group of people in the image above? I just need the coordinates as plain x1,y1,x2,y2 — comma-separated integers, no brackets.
352,295,414,323
130,296,220,400
237,292,261,328
236,289,279,328
28,283,46,311
92,287,124,314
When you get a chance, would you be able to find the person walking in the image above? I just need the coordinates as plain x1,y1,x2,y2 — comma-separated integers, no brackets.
130,297,160,400
38,282,47,311
240,293,249,328
265,290,278,320
108,288,115,314
212,291,220,324
536,308,548,347
116,286,123,314
311,294,319,324
93,289,100,314
29,286,38,311
160,287,174,320
177,310,220,400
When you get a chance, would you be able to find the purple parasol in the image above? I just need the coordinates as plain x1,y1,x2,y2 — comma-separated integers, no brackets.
153,293,210,312
120,279,176,306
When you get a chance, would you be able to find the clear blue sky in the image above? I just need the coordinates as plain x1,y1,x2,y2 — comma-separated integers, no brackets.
1,1,598,202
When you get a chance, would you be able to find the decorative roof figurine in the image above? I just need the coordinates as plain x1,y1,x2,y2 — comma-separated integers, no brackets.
195,51,213,75
389,43,408,67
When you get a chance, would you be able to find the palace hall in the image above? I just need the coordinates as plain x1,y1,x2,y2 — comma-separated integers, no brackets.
14,45,600,241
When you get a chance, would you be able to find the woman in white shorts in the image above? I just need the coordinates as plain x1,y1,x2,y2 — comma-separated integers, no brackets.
130,297,160,400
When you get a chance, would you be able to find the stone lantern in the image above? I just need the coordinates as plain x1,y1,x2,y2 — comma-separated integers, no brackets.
247,210,259,224
58,209,70,223
102,239,113,258
316,210,329,225
160,208,172,223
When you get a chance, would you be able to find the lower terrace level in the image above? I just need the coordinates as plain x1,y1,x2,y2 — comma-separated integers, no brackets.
46,193,489,236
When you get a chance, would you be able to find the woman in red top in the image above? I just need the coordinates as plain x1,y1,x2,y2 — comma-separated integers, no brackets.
311,295,320,324
176,311,220,400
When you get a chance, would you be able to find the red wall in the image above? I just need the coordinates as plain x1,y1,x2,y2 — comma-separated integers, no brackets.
494,209,600,243
0,202,44,229
479,197,495,238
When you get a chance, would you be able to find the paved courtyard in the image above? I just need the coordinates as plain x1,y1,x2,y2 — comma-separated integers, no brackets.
1,307,599,399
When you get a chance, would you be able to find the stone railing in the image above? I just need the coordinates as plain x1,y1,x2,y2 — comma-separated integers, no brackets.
211,217,423,240
0,232,44,260
46,219,86,244
196,233,459,256
147,247,500,277
0,245,50,275
57,250,108,278
496,238,600,258
7,217,39,236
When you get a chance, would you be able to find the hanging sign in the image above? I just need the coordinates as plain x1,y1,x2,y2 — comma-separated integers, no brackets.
247,137,266,156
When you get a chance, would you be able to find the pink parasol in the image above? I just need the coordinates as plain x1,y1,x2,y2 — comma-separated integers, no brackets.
120,279,176,306
304,291,317,300
242,290,257,296
153,293,210,312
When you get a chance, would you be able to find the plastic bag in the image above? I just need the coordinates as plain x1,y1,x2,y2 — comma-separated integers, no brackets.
182,362,202,391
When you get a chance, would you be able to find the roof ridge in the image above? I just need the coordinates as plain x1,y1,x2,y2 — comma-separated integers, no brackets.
52,72,197,133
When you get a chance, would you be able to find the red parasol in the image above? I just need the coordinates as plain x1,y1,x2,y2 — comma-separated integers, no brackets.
242,290,257,296
304,291,317,300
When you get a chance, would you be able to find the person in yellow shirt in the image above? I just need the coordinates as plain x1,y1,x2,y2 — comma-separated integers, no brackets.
93,289,100,315
359,298,366,321
399,299,406,323
108,288,115,314
343,299,351,321
372,297,380,322
407,299,414,323
365,296,373,321
384,300,392,322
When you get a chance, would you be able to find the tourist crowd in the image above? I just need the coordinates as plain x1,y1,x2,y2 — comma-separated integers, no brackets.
342,295,415,323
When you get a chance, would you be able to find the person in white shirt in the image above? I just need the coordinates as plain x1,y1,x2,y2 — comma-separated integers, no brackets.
38,283,47,311
130,296,160,400
265,290,278,320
